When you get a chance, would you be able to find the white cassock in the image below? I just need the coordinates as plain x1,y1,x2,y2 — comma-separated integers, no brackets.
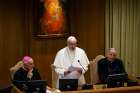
53,47,89,88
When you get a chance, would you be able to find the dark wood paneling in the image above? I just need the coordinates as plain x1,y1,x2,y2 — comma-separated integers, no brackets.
0,0,29,88
70,0,105,83
70,0,105,59
29,39,67,86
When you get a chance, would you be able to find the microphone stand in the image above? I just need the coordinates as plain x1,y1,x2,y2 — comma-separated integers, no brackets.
77,60,86,72
78,60,93,89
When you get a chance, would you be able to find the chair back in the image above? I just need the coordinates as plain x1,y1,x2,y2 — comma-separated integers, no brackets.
51,64,58,88
90,55,105,84
10,61,23,79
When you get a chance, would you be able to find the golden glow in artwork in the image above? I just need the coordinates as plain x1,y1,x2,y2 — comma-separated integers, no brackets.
40,0,65,34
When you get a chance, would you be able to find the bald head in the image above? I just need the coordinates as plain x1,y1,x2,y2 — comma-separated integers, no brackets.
67,36,77,51
106,48,117,62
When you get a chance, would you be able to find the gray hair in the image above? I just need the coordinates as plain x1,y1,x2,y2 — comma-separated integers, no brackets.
107,48,117,53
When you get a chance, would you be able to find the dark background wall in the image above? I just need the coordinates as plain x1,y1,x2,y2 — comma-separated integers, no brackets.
0,0,29,88
0,0,105,88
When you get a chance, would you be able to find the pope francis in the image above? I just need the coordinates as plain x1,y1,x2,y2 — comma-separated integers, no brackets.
53,36,89,88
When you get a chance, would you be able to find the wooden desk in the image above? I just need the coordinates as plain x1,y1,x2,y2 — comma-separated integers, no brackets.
60,86,140,93
12,85,140,93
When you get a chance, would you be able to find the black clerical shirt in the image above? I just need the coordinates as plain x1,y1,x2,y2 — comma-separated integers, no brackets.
13,67,41,91
98,58,126,83
13,67,41,81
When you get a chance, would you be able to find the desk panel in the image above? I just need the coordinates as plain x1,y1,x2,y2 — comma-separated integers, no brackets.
12,85,140,93
60,86,140,93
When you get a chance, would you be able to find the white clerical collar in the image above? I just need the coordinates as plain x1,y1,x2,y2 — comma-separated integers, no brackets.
67,47,76,63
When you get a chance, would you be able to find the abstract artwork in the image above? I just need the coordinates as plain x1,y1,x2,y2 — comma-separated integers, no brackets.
33,0,70,38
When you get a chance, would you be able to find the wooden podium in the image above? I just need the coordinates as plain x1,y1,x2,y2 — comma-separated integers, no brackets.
11,84,140,93
60,86,140,93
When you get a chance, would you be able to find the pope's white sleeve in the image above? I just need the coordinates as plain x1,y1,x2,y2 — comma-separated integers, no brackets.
81,51,90,74
54,67,65,76
53,52,65,76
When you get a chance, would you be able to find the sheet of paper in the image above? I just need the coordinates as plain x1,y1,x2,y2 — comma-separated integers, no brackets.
63,71,80,79
68,66,82,72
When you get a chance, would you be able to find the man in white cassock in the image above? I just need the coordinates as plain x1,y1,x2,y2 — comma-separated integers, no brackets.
53,36,89,88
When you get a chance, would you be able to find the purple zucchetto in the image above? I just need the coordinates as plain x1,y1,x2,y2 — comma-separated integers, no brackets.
22,56,33,64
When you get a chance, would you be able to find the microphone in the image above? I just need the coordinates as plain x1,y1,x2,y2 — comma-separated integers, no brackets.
77,60,86,72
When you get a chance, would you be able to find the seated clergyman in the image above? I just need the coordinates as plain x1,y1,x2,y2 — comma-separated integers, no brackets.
13,56,41,81
13,56,41,90
98,48,127,83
